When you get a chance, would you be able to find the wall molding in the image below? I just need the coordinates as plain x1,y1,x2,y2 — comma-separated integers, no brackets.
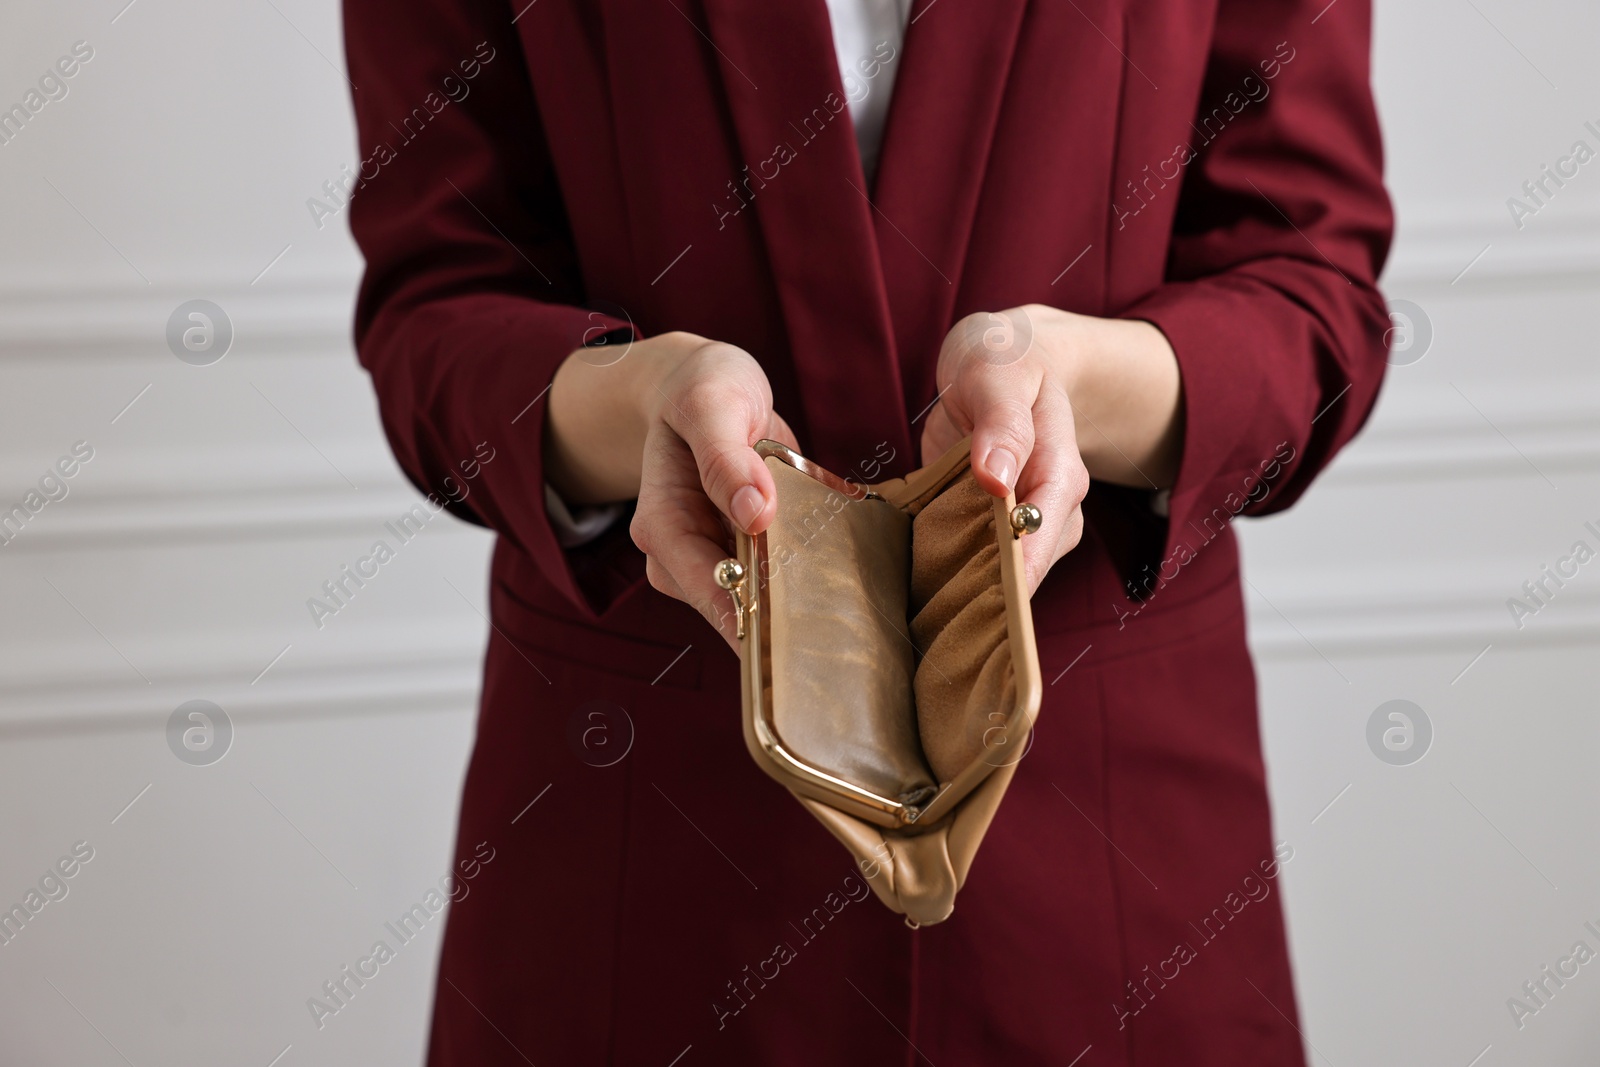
0,465,430,552
1380,209,1600,288
0,618,491,728
1323,399,1600,485
0,387,1587,557
3,210,1596,727
1240,574,1600,660
0,274,360,358
0,208,1596,352
0,660,482,738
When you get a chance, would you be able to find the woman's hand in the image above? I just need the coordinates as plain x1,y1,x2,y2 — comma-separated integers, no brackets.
546,332,796,648
921,305,1184,593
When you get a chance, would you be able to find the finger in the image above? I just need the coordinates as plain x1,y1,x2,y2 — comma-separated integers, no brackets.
1019,502,1085,596
933,310,1046,494
949,359,1041,499
766,410,802,453
658,357,781,535
650,544,741,650
636,501,742,645
1013,382,1089,594
919,394,964,466
643,556,688,604
634,429,745,644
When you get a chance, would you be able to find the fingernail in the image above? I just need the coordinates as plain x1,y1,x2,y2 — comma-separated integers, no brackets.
985,447,1018,491
731,485,765,531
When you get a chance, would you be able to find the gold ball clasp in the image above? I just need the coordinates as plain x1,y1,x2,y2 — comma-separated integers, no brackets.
713,558,745,590
1010,502,1043,537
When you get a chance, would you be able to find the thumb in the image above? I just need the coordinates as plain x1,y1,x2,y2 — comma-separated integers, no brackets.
658,374,779,536
955,364,1039,499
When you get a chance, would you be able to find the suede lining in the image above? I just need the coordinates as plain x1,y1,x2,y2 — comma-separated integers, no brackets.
909,470,1015,783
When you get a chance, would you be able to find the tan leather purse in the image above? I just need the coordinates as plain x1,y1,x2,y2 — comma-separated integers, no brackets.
714,438,1043,926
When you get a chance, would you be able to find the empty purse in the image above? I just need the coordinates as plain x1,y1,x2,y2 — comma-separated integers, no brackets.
714,437,1043,926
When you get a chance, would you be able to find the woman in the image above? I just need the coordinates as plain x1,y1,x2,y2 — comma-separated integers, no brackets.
341,0,1390,1062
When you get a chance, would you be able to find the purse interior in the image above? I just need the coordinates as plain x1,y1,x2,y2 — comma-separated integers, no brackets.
907,470,1016,783
762,457,1014,814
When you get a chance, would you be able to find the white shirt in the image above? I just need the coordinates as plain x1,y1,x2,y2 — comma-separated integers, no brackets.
547,0,911,546
824,0,912,180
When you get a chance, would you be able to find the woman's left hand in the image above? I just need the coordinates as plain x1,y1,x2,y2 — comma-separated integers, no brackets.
921,304,1184,594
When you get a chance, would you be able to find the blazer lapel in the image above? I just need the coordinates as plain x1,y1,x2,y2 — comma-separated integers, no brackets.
870,0,1032,419
694,0,914,477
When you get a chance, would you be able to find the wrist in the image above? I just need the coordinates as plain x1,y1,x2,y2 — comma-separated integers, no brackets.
1032,305,1182,489
1030,304,1103,419
634,333,698,420
547,335,662,504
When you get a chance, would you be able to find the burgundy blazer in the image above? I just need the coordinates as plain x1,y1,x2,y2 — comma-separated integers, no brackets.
342,0,1390,1063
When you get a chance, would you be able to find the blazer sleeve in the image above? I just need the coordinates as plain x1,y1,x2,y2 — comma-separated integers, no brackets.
1119,0,1395,565
341,0,631,615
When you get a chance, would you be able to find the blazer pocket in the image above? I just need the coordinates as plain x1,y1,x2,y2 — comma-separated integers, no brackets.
489,577,706,691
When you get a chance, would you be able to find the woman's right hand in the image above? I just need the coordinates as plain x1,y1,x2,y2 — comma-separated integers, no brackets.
545,332,797,648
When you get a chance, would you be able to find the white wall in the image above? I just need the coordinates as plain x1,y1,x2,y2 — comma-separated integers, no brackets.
0,3,492,1064
0,0,1595,1064
1244,2,1600,1062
